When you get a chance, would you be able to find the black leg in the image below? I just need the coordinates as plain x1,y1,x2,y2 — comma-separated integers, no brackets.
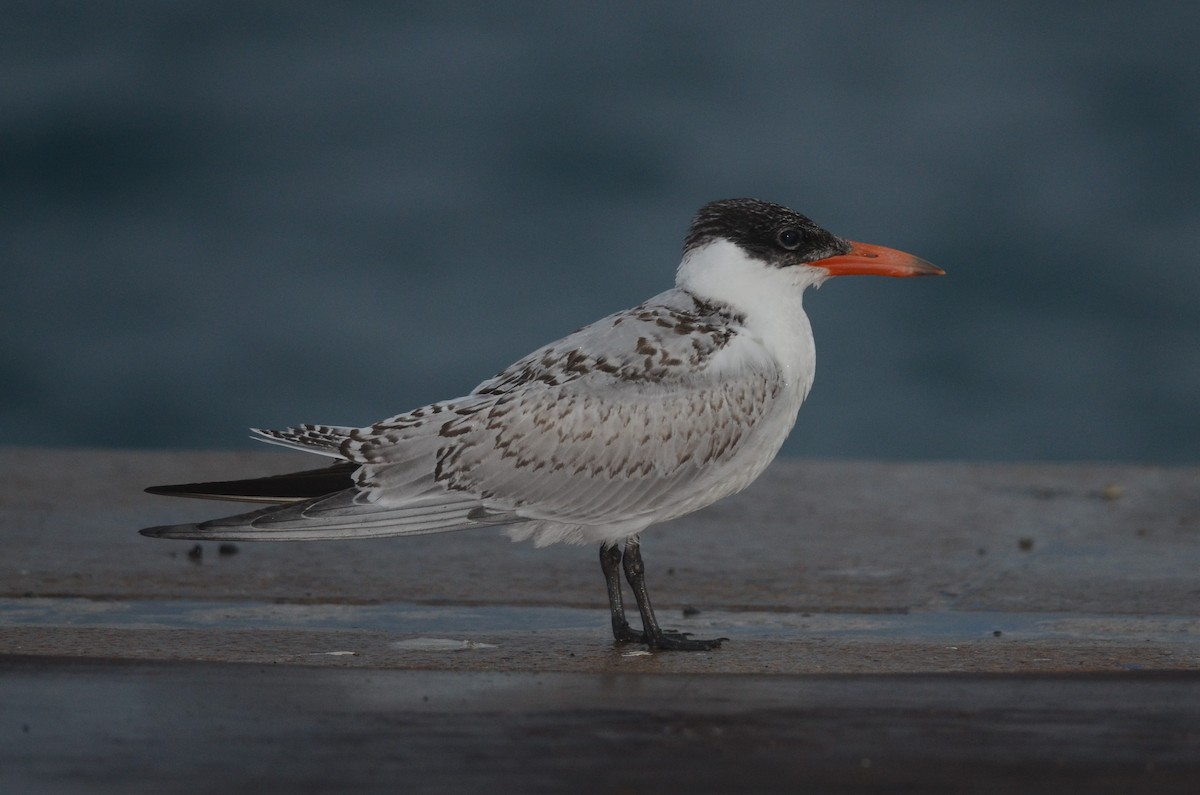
621,536,726,651
600,542,645,643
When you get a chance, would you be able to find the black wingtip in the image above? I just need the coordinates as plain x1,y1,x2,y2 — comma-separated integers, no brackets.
143,462,358,503
144,482,220,499
139,523,201,539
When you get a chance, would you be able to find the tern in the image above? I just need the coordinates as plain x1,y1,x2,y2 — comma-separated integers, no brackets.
142,198,943,651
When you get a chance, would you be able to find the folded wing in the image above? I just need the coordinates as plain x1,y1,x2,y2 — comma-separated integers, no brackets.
142,290,778,543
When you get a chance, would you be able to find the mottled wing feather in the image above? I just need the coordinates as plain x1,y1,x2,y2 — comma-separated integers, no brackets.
431,369,781,525
468,290,740,397
340,290,778,526
253,424,357,457
214,289,778,542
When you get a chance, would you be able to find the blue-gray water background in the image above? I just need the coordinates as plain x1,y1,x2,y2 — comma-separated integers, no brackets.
3,2,1198,463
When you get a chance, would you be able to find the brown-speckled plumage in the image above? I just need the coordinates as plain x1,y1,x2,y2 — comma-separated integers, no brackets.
142,199,939,650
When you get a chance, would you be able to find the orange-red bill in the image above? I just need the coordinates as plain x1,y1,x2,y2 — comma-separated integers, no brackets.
816,241,944,278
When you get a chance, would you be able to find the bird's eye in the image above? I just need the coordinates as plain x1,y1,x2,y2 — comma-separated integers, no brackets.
776,228,801,250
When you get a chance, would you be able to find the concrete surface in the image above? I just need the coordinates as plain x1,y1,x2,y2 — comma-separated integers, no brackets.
2,448,1199,792
5,657,1199,795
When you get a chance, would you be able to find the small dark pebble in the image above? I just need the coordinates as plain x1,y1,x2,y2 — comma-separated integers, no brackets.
977,547,987,556
667,568,676,576
682,606,701,617
992,630,1003,637
187,544,203,561
218,543,239,556
1018,537,1034,551
22,724,30,734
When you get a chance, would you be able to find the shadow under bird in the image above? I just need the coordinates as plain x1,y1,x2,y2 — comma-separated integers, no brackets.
142,198,943,651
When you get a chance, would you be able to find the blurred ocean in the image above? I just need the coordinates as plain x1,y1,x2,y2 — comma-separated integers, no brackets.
2,2,1197,462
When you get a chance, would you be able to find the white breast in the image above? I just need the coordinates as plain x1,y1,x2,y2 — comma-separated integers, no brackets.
675,238,823,402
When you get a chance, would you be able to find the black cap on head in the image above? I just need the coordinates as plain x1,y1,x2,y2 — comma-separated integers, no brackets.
684,199,851,267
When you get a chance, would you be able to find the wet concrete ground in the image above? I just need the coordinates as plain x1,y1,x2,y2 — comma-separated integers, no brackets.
2,449,1199,792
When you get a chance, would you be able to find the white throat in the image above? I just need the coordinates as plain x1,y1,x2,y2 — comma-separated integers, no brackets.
675,238,825,394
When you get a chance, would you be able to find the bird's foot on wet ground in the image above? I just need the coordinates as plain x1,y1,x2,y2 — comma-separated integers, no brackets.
612,621,651,644
612,621,725,651
646,631,727,651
